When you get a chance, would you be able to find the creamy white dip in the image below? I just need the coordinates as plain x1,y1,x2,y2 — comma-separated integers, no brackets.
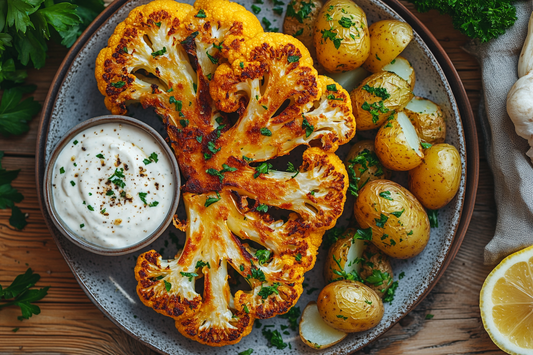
51,123,175,248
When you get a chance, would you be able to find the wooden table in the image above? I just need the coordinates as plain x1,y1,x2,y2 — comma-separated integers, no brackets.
0,2,504,354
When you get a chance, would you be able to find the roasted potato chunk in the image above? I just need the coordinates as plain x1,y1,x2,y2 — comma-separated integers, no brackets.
404,97,446,144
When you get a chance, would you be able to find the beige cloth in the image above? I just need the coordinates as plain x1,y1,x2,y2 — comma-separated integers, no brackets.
463,1,533,264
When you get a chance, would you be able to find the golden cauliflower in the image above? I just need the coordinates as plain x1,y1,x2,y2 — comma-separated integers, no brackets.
95,0,355,346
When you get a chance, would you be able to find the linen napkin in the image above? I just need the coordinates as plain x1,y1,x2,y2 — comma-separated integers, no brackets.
463,0,533,265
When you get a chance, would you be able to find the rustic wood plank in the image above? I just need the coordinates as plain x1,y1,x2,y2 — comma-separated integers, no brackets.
0,1,504,354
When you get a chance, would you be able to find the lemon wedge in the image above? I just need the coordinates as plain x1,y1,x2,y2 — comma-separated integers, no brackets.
480,245,533,355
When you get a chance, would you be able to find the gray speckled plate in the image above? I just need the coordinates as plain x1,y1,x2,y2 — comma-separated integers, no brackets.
36,0,479,354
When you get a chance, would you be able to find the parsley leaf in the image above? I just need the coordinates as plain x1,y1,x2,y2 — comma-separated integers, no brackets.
428,209,439,228
362,84,391,100
260,127,272,136
262,328,288,349
302,117,314,137
279,306,301,330
256,204,268,213
0,151,26,229
180,271,198,282
375,214,389,228
0,268,50,321
255,249,270,264
0,85,41,137
379,191,393,200
288,55,300,63
253,162,273,178
286,0,315,23
321,29,342,49
204,191,221,207
258,282,280,299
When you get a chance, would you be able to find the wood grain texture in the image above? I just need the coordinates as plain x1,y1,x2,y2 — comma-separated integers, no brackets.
0,1,505,354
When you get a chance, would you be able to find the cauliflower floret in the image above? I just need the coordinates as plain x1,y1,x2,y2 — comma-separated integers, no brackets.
97,0,355,347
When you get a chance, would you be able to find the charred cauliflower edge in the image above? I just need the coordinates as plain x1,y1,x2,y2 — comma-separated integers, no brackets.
95,0,356,346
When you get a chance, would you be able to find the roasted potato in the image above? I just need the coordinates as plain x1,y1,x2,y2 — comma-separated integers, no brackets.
363,19,414,73
404,97,446,144
283,0,324,72
408,144,462,210
351,71,413,130
324,228,394,297
344,140,390,195
317,280,384,332
374,111,423,171
300,301,347,349
382,56,415,90
354,179,431,259
314,0,370,73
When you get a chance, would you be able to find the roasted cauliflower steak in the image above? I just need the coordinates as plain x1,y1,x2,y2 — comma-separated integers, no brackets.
95,0,355,346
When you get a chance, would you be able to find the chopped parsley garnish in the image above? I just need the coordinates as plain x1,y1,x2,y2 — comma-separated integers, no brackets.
96,153,105,159
262,328,288,350
321,29,341,49
279,306,301,330
365,269,391,286
260,127,272,136
100,208,106,214
192,83,196,93
407,230,414,235
353,227,372,241
428,209,439,228
60,167,65,174
206,51,218,64
332,254,362,282
322,226,344,250
390,59,396,65
142,152,159,165
255,249,271,265
362,85,391,100
362,100,389,124
180,271,198,282
286,162,299,178
207,141,221,156
421,142,432,149
253,162,273,178
288,55,300,63
151,47,167,57
287,0,315,23
149,201,159,207
73,163,77,167
306,287,319,295
70,181,75,186
73,140,78,145
139,192,148,205
154,21,161,27
365,299,372,305
110,81,125,88
273,6,283,15
375,214,389,228
295,253,302,261
383,280,399,304
108,168,126,188
252,4,261,14
164,280,171,292
336,314,348,320
379,191,393,200
106,190,115,196
256,204,268,213
302,117,314,137
258,282,281,299
243,304,250,314
87,205,94,211
239,61,244,69
180,119,189,127
327,94,343,101
426,314,434,320
294,28,303,36
376,53,381,61
391,209,405,218
204,192,221,207
80,224,84,228
338,16,356,28
238,349,254,355
196,136,203,143
207,73,213,81
326,84,337,91
249,265,266,282
399,272,405,279
262,17,278,32
195,9,206,18
123,47,128,53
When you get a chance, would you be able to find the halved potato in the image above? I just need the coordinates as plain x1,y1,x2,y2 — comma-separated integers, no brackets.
404,97,446,144
344,140,390,195
317,280,384,332
408,143,462,210
324,228,394,297
314,0,370,73
350,71,413,130
327,67,369,93
363,19,413,73
374,111,423,171
382,56,415,90
354,179,431,259
300,301,347,349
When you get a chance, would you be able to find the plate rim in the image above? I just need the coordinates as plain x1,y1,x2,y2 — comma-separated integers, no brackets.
35,0,479,353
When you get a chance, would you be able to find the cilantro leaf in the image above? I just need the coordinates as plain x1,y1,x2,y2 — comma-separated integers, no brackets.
0,85,41,137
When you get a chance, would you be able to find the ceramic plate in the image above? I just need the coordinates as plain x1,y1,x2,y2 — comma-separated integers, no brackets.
36,0,479,354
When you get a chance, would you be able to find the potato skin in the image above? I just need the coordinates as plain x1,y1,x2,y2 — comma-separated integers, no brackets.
354,180,431,259
317,280,384,332
350,71,413,130
324,228,361,283
363,20,414,73
344,140,390,192
374,112,423,171
283,0,324,72
382,56,415,91
313,0,370,73
408,144,462,210
404,97,446,144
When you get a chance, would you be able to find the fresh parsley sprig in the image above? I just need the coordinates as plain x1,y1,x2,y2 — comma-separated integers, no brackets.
0,151,26,229
0,268,50,321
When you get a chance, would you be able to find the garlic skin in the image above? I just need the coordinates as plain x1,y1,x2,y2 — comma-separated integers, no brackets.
507,72,533,162
507,12,533,163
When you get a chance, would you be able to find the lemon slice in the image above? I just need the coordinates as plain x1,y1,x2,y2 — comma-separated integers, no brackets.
480,245,533,355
